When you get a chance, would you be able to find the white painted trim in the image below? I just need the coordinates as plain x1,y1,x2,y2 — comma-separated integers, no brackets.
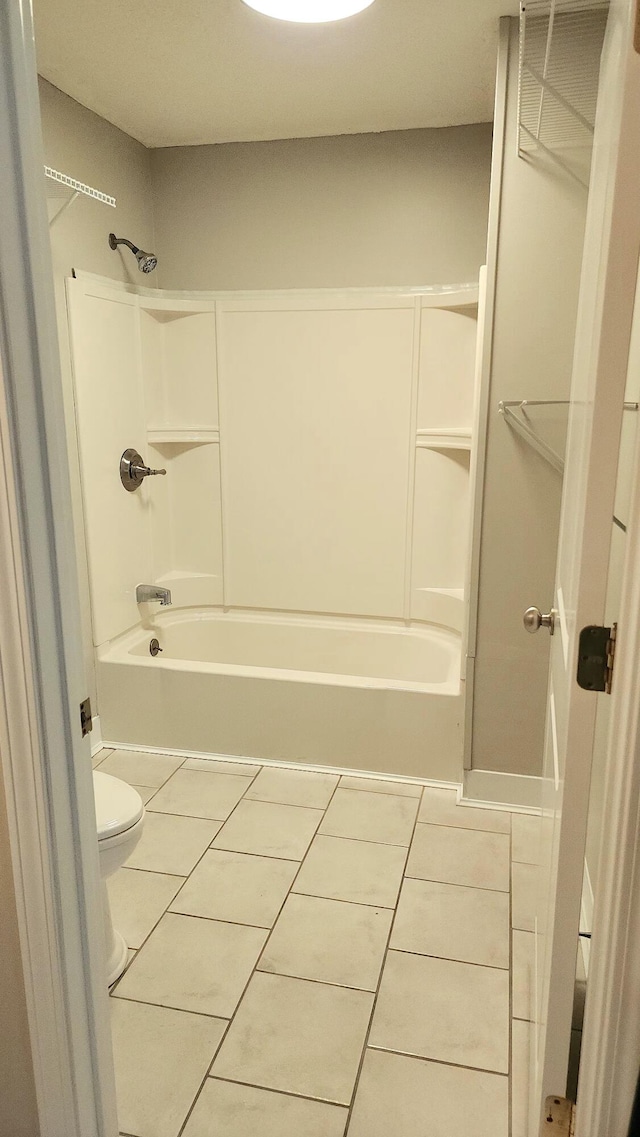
463,768,542,809
90,715,103,757
464,18,510,771
0,4,117,1133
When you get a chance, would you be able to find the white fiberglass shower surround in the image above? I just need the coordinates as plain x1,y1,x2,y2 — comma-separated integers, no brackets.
68,272,479,780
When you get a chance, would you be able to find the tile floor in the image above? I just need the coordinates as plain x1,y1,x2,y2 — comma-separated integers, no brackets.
93,747,533,1137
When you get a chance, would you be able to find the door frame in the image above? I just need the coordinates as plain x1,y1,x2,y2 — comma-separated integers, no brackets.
0,2,117,1134
3,1,640,1135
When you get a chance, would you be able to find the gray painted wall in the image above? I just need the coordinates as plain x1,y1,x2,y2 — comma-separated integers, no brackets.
470,21,588,778
151,126,493,291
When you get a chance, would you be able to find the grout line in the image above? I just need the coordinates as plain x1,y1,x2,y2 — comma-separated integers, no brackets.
366,1043,510,1079
112,993,231,1023
343,785,423,1134
403,871,510,895
220,796,326,814
207,1074,351,1110
387,946,510,972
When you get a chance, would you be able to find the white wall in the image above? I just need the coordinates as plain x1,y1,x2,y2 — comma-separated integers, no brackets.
38,78,157,709
151,126,493,291
470,21,589,778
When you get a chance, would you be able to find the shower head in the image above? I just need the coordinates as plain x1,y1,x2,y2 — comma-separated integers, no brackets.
108,233,158,274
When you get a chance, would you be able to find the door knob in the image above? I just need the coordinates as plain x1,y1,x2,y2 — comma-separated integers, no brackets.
523,606,556,635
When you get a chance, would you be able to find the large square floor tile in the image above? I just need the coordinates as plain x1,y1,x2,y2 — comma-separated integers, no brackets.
369,950,509,1073
125,813,222,876
96,749,183,787
147,769,250,820
170,849,298,927
246,766,338,809
293,835,407,908
348,1049,508,1137
130,784,158,805
320,788,418,845
258,893,392,990
212,971,373,1104
512,814,541,864
390,878,509,968
512,862,538,931
182,1079,348,1137
107,867,183,949
418,788,511,834
212,799,322,860
513,930,535,1020
114,912,267,1017
111,998,226,1137
339,774,422,798
406,823,510,892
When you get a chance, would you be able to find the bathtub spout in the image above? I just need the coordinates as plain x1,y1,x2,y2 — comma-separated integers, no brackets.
136,584,172,606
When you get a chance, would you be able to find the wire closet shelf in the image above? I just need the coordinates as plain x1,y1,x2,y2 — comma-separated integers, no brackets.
44,166,116,226
499,399,639,476
517,0,610,187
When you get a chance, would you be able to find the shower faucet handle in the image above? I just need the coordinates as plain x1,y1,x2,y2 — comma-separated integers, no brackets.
133,462,166,478
120,448,166,492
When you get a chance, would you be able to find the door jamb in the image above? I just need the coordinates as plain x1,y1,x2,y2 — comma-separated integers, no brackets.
0,2,117,1134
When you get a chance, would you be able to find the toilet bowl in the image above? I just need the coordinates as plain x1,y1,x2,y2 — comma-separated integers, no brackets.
94,771,145,985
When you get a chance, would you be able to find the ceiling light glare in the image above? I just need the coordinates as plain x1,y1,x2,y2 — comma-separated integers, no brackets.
242,0,376,23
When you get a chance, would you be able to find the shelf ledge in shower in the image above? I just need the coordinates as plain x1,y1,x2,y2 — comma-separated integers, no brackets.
415,429,472,451
147,427,220,444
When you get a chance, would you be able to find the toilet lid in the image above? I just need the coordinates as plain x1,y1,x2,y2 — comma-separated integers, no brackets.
93,771,144,839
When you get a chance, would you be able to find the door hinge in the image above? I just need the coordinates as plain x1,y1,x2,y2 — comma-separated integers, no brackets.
541,1096,575,1135
576,623,617,694
80,696,93,737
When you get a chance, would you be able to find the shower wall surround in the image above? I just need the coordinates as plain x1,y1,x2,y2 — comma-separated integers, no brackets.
68,273,478,649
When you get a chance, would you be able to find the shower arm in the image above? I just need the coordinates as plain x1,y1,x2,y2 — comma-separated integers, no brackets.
109,235,139,254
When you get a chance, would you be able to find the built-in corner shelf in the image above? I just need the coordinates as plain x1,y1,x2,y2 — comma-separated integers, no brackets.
147,427,220,444
416,428,472,451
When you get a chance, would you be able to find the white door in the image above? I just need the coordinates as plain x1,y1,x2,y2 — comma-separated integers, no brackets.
529,0,640,1130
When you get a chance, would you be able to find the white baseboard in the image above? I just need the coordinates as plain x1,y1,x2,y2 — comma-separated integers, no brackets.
463,768,541,811
90,715,102,757
100,738,463,793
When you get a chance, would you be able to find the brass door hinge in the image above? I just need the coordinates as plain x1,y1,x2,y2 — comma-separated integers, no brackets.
541,1096,575,1135
80,696,93,738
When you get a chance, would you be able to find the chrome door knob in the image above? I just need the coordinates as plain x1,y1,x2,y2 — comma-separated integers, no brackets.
524,606,556,635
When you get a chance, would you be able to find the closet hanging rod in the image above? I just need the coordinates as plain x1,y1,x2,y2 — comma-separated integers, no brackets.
499,399,639,476
500,399,639,410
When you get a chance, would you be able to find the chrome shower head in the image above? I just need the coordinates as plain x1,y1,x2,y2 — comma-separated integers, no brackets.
109,233,158,274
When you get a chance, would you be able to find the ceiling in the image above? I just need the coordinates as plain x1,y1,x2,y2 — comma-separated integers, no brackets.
34,0,518,149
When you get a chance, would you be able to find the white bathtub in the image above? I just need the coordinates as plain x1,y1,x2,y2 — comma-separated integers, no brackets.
97,608,464,780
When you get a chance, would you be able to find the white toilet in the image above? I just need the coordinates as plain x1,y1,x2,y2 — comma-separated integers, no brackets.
93,771,145,985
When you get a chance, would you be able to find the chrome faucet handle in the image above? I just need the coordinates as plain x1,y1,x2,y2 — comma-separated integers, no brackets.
120,448,166,492
132,462,166,478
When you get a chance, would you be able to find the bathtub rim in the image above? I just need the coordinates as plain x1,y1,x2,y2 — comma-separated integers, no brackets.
97,605,462,695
